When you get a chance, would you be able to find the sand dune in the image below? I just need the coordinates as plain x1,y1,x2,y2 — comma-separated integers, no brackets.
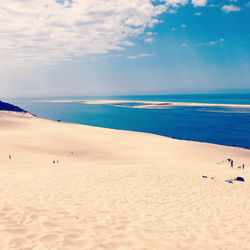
0,111,249,250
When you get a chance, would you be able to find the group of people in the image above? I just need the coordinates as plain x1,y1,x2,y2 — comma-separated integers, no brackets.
8,155,62,168
228,159,245,169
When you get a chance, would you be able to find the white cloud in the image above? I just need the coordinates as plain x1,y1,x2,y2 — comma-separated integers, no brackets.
144,37,153,43
181,24,186,28
208,41,218,46
181,43,187,47
125,53,154,59
222,5,241,13
168,9,177,13
171,27,176,31
146,32,157,36
164,0,189,8
195,38,224,47
164,0,189,14
191,0,207,7
208,38,224,46
0,0,170,66
194,12,202,16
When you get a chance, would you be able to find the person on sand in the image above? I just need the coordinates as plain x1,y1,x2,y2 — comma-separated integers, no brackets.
9,155,11,160
242,164,245,170
230,160,234,168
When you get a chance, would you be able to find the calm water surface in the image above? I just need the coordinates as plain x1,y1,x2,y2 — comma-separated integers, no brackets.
6,94,250,149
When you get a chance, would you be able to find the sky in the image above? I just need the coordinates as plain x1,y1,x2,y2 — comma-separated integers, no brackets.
0,0,249,97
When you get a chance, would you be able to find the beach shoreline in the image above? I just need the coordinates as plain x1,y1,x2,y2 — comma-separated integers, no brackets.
0,111,249,249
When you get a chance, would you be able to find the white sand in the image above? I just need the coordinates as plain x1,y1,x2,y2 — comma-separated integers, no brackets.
0,111,249,250
42,99,250,109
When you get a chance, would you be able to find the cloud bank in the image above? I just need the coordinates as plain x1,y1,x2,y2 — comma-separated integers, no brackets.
0,0,242,67
191,0,207,7
125,53,154,59
222,4,241,13
0,0,170,66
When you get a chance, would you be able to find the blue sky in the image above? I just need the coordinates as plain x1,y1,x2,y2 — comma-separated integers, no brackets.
0,0,249,97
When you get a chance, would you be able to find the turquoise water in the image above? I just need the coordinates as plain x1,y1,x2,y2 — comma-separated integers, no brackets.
6,93,250,149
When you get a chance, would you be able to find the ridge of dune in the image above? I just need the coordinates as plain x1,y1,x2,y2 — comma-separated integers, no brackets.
0,100,28,113
0,110,249,250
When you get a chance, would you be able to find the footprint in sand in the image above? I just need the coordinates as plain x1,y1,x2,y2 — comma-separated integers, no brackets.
7,228,30,234
26,233,38,240
100,242,120,249
29,214,39,222
40,234,58,242
43,221,61,227
64,239,94,249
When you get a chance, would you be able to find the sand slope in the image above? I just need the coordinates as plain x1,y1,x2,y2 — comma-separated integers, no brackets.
0,111,249,250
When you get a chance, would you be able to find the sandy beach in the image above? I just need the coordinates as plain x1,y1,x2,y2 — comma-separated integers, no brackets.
0,111,250,250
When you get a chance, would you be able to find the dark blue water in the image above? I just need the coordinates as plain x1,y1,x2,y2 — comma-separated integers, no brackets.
6,94,250,149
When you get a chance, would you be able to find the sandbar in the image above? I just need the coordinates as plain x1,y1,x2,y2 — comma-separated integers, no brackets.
40,99,250,109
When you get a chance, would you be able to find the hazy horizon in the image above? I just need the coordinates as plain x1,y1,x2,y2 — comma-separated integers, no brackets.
2,90,250,100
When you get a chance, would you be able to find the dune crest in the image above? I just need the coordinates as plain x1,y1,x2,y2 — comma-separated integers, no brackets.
0,100,27,113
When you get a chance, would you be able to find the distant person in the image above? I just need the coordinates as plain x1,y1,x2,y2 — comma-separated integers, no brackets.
53,160,55,164
230,160,234,168
242,164,245,170
9,155,11,160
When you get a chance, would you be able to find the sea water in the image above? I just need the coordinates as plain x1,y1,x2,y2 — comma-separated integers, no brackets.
6,94,250,149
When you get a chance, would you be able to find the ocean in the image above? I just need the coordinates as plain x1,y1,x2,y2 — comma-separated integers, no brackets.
6,93,250,149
